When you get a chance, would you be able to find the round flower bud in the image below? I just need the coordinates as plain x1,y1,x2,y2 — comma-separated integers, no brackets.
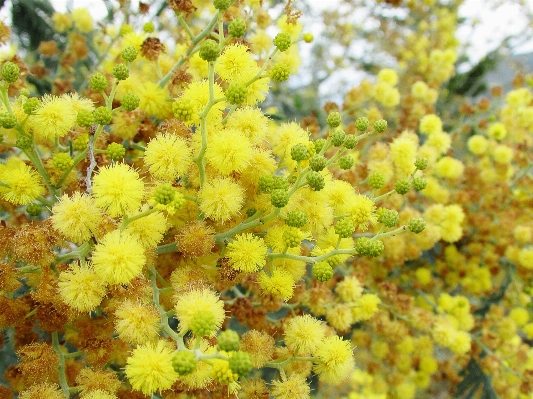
77,109,94,127
229,351,253,377
258,175,274,193
412,177,427,191
172,97,195,122
172,350,197,376
283,227,303,248
309,154,327,171
112,63,129,80
331,129,346,146
122,46,138,62
0,112,17,128
368,240,385,257
415,157,428,170
343,134,357,149
368,172,385,189
355,237,371,256
16,135,32,149
335,217,354,238
273,32,292,52
107,142,126,161
20,88,30,97
225,82,247,105
53,153,74,171
339,155,354,170
218,330,240,352
408,218,426,234
286,210,308,228
394,179,410,195
306,171,325,191
326,112,342,129
373,119,388,133
313,262,333,282
122,93,140,111
271,189,289,208
120,24,133,36
190,310,217,337
72,133,89,151
214,0,233,10
199,39,220,62
355,117,369,132
1,62,19,83
90,73,108,91
291,143,309,162
93,106,113,125
303,33,314,43
377,208,399,228
153,183,175,205
143,21,155,33
269,64,290,82
228,18,246,37
314,138,327,153
272,176,289,190
26,203,42,217
23,97,41,115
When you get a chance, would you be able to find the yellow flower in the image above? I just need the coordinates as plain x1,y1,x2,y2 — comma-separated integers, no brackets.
313,336,354,384
226,233,267,273
79,390,118,399
206,129,254,175
335,276,363,303
125,341,178,395
419,114,442,135
144,133,192,181
271,374,310,399
215,44,257,82
125,208,167,248
377,68,399,86
467,135,489,155
174,288,226,336
426,131,451,155
58,262,107,312
257,268,295,300
198,177,245,223
92,163,144,217
347,194,376,231
283,315,326,355
51,192,103,244
487,122,507,141
29,94,77,140
435,156,464,179
114,300,160,345
72,8,93,33
0,159,44,205
179,80,226,127
92,230,146,285
352,293,381,321
225,106,270,146
51,12,72,32
372,81,400,108
138,81,172,120
19,383,63,399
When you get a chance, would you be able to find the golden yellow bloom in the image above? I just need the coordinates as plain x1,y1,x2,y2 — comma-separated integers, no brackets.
206,129,254,175
225,106,270,146
144,133,192,181
271,374,310,399
29,94,77,140
72,8,93,33
115,300,160,345
313,336,354,384
257,268,295,300
226,233,267,273
216,44,257,82
19,383,63,399
198,177,245,223
174,288,226,336
58,262,107,312
125,209,167,248
0,159,44,205
284,315,326,355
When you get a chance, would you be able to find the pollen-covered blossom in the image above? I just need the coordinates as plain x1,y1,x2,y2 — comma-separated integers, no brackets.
114,300,160,345
91,230,146,285
144,133,192,181
51,192,103,244
313,336,354,384
92,163,144,217
0,159,44,205
215,44,257,82
347,194,377,231
351,293,381,322
179,80,226,126
125,340,178,395
198,177,245,223
226,233,267,273
271,374,310,399
257,268,295,300
58,262,107,312
124,208,167,248
18,383,63,399
224,106,269,146
205,129,253,175
283,315,326,355
174,288,226,336
29,94,77,140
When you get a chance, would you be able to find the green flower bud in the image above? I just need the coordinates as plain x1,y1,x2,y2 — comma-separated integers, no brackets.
90,73,108,92
271,188,289,208
394,179,411,195
368,172,385,190
355,117,369,132
286,210,308,228
72,133,89,151
334,217,354,238
303,33,314,43
20,88,30,97
258,175,274,193
112,63,129,80
77,109,94,127
53,153,74,171
414,157,428,170
199,39,220,62
373,119,388,133
283,227,302,248
143,22,155,33
367,240,384,257
0,112,17,129
93,106,113,125
225,82,247,105
26,203,42,217
229,351,253,377
218,330,240,352
120,24,133,36
153,183,176,205
326,112,342,129
122,93,140,111
1,62,19,83
172,351,197,376
339,155,354,170
377,208,399,228
272,176,289,190
23,97,41,115
107,142,126,161
214,0,233,10
172,97,195,122
269,64,290,82
122,46,138,62
314,138,327,153
331,129,346,146
228,18,246,37
355,237,371,256
312,262,333,282
408,218,426,234
306,171,325,191
309,154,327,171
245,207,257,217
190,310,216,337
16,134,32,150
412,177,427,191
273,32,292,52
343,134,357,149
291,143,308,162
